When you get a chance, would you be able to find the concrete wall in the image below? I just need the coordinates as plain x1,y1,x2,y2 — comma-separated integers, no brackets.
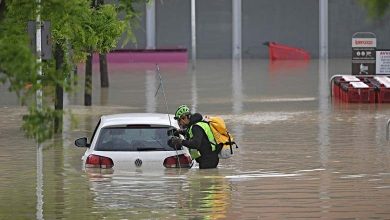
116,2,146,49
242,0,318,58
329,0,390,58
197,0,232,58
119,0,390,59
156,0,191,50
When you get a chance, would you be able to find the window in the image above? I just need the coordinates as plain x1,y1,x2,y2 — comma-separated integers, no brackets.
95,125,180,151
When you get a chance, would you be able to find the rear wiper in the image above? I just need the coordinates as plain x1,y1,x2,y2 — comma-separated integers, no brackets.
148,138,167,149
137,147,166,151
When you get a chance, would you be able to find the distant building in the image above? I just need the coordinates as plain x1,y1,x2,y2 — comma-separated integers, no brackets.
116,0,390,59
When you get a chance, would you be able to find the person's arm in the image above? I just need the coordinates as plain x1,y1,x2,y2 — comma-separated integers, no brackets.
182,125,203,150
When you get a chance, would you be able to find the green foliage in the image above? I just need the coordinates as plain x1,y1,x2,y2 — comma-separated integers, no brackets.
359,0,390,19
22,106,61,143
0,1,37,102
0,0,139,143
91,4,125,53
42,0,92,62
117,0,146,47
0,34,37,102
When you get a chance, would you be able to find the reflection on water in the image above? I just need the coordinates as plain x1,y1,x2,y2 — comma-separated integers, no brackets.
1,59,390,219
85,169,232,219
36,144,43,220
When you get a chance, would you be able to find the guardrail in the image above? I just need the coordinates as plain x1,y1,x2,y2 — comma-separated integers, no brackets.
330,74,390,140
329,74,380,99
387,119,390,141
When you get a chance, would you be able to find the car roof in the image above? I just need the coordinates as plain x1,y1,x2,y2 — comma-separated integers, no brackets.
100,113,177,127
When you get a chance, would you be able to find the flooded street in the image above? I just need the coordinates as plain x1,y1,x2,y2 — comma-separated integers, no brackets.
1,59,390,219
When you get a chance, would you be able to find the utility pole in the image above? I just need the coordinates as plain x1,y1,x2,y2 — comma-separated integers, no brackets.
191,0,196,65
36,0,42,110
35,2,44,220
319,0,328,59
232,0,242,59
146,0,156,49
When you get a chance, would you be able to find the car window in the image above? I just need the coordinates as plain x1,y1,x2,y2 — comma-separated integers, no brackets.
94,125,180,151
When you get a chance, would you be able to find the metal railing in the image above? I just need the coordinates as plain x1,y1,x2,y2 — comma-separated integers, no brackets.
387,119,390,141
330,74,374,98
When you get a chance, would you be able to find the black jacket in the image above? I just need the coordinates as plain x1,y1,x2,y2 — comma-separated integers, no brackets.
182,113,219,169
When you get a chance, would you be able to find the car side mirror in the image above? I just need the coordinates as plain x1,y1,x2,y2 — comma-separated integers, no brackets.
75,137,90,148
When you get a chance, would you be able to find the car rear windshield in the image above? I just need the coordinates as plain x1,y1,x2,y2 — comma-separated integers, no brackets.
94,125,180,151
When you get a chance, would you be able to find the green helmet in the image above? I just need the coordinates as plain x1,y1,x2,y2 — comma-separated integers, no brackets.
174,105,190,120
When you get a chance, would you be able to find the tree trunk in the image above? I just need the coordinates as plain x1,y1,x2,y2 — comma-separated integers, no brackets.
97,0,104,7
95,1,109,88
99,53,109,87
54,43,64,132
0,0,5,21
72,64,77,86
84,52,92,106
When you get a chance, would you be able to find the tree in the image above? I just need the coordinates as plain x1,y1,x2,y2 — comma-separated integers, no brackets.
98,0,109,89
0,0,125,142
84,0,143,105
0,0,145,142
84,0,125,105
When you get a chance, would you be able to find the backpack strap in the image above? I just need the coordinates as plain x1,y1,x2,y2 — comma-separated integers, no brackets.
228,132,233,154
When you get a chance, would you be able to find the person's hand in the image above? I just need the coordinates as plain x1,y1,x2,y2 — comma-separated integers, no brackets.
172,136,182,145
176,129,186,136
167,136,182,149
167,128,178,136
167,128,186,137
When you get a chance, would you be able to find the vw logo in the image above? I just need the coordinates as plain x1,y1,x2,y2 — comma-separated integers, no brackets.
134,158,142,167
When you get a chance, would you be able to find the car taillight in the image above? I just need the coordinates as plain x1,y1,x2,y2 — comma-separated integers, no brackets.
86,154,114,169
163,154,192,168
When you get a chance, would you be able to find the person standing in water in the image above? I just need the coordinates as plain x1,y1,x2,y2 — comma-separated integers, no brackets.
168,105,219,169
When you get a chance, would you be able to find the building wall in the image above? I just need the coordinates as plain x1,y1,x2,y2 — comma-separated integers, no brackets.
197,0,232,58
156,0,191,50
329,0,390,58
119,0,390,58
116,2,146,49
242,0,318,58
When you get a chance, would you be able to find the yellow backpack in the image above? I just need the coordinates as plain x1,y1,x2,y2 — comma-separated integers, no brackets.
203,116,238,159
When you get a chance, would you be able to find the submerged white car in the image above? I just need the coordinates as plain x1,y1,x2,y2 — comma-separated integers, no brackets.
74,113,193,170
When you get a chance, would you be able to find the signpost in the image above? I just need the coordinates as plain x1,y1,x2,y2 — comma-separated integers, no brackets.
352,32,376,75
28,21,51,60
376,50,390,75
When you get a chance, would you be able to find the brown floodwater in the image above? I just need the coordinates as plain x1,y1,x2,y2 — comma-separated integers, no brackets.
1,59,390,219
